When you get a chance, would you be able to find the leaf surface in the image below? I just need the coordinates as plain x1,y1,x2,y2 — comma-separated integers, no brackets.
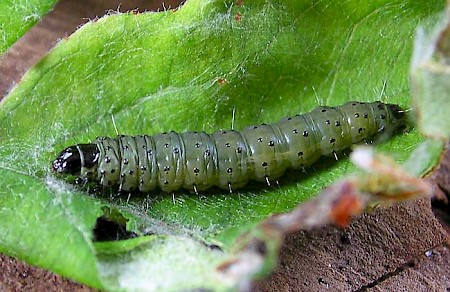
0,0,58,54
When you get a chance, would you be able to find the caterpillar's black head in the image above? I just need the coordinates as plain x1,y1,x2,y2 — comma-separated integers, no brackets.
52,144,100,182
52,146,81,174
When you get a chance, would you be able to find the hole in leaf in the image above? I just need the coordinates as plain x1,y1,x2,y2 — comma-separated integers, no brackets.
93,207,138,242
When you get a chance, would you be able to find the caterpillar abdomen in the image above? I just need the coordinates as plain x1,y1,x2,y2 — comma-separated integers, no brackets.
52,101,407,194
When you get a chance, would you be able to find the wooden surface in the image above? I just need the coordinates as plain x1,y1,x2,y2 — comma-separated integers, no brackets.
1,1,449,291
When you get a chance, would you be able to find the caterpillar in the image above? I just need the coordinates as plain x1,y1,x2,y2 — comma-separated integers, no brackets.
52,101,407,194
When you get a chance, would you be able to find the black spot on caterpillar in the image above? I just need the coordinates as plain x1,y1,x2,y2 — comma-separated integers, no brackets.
52,101,407,194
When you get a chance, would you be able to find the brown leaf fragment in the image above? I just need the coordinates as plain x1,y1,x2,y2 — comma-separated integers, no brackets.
218,147,432,287
350,147,432,205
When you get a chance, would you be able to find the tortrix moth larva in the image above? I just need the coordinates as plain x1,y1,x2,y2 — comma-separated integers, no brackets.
52,101,407,194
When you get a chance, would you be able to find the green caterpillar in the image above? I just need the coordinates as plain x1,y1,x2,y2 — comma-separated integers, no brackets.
52,101,407,194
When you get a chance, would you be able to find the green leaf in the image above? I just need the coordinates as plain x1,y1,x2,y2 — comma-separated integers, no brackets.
0,0,58,54
403,139,445,177
411,8,450,139
0,173,105,289
95,236,228,291
0,0,446,290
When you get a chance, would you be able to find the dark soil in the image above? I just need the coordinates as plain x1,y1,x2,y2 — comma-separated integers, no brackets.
1,0,449,291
